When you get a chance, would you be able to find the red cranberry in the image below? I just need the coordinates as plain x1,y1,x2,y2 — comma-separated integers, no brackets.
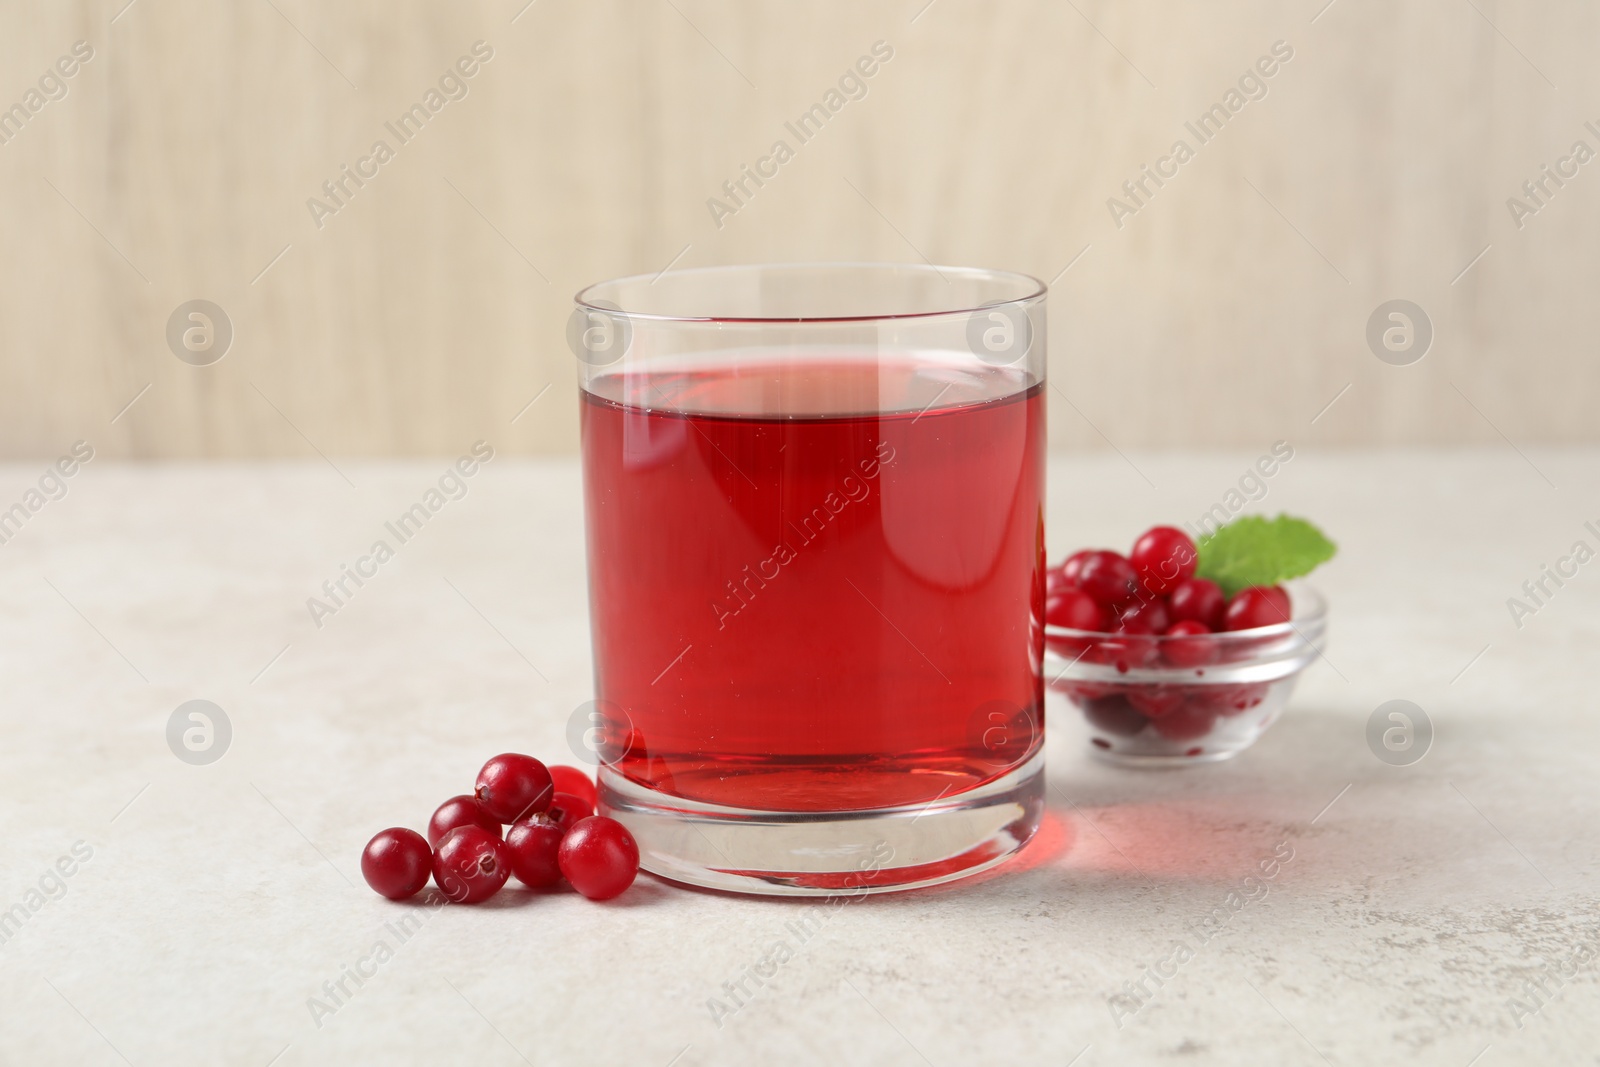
1058,549,1096,586
1081,695,1148,736
1060,680,1116,706
1115,597,1170,635
1093,633,1161,672
1151,704,1217,741
1223,586,1292,631
1161,620,1218,667
427,795,502,848
505,816,565,889
548,765,599,813
1198,682,1271,716
1077,551,1140,607
558,816,639,901
546,792,593,829
1045,588,1109,630
1130,526,1198,595
474,753,553,823
1168,577,1226,629
1127,685,1184,718
432,825,511,903
1045,568,1075,598
361,828,433,901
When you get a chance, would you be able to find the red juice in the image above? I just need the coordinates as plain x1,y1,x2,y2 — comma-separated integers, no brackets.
580,354,1045,812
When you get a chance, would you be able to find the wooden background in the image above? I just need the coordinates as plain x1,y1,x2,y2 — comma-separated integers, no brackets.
1,0,1595,458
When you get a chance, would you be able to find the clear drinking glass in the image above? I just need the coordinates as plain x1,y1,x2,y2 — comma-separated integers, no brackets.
572,263,1047,895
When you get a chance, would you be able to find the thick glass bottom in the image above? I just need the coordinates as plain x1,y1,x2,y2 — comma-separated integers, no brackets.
597,750,1044,897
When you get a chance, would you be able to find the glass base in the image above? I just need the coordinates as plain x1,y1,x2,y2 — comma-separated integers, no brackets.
597,750,1044,897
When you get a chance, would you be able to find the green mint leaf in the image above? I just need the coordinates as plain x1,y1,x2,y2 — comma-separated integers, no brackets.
1196,514,1336,597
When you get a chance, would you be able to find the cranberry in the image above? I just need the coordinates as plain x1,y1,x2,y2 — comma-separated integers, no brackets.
427,795,502,848
546,792,593,829
1199,682,1271,716
1058,549,1096,586
548,765,599,814
1059,680,1116,705
1168,577,1226,629
1076,550,1140,607
1045,588,1109,631
558,816,640,901
1151,704,1217,741
1081,695,1148,736
505,816,565,889
1161,619,1218,667
474,753,553,823
361,827,433,901
1115,597,1170,635
432,825,511,903
1223,586,1292,631
1094,634,1161,672
1127,685,1184,718
1045,568,1075,598
1130,526,1198,595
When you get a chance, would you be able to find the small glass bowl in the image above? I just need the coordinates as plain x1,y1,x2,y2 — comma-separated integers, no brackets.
1043,584,1328,767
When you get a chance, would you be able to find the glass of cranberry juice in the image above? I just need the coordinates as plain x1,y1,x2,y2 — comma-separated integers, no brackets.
574,264,1047,895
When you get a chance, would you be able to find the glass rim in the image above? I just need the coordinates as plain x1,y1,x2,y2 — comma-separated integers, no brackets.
573,261,1047,325
1042,584,1329,646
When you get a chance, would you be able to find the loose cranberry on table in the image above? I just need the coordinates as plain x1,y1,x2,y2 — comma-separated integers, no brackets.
558,816,640,901
545,792,593,829
1223,585,1292,631
1045,588,1109,630
505,816,565,889
474,753,554,823
1168,577,1226,629
548,765,599,813
1130,526,1198,595
433,825,511,904
361,828,433,901
1076,550,1141,607
427,795,502,848
1161,619,1219,668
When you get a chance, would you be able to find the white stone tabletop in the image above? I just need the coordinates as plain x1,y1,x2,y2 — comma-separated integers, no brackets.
0,449,1595,1065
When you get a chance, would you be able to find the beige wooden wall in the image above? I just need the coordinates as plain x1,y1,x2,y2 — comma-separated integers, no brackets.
1,0,1595,458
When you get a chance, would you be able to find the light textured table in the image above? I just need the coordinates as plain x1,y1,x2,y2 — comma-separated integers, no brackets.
1,450,1595,1065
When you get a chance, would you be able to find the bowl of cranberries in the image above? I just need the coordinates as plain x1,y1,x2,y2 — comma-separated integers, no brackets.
1043,518,1333,766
